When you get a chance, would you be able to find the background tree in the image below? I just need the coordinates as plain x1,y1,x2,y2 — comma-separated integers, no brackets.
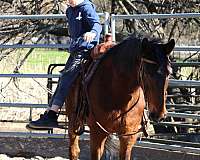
0,0,69,72
98,0,200,43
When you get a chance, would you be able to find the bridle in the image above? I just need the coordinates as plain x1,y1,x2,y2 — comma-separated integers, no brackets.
141,57,158,65
140,57,160,104
139,57,159,93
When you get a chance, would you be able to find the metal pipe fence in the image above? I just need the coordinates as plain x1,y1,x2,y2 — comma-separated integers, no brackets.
1,44,200,52
111,13,200,41
0,12,109,37
0,73,199,86
0,13,199,137
1,13,200,51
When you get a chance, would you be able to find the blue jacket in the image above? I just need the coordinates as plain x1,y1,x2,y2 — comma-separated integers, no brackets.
66,0,102,52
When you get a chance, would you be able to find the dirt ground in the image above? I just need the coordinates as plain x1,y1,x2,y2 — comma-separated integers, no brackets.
0,137,200,160
0,137,90,160
0,154,69,160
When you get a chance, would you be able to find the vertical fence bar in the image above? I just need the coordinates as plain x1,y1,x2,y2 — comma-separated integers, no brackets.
104,12,110,34
111,14,116,42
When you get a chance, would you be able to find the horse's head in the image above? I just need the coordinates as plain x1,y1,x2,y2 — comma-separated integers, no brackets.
140,38,175,122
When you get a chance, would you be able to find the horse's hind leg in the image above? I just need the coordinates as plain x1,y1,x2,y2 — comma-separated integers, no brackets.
119,135,137,160
68,116,80,160
90,128,108,160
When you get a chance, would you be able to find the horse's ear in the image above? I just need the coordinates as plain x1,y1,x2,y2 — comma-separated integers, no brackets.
163,39,175,55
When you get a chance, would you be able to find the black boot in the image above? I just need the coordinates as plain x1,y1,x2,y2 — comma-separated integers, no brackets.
29,110,58,129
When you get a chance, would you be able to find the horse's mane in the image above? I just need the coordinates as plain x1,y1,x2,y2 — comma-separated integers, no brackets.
102,33,162,74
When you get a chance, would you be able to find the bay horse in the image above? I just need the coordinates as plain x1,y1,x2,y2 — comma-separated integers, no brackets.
66,34,175,160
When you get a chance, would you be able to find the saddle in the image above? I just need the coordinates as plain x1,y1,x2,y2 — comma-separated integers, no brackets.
90,33,116,60
73,34,116,135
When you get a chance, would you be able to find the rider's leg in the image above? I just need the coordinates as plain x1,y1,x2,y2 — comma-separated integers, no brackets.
29,52,90,128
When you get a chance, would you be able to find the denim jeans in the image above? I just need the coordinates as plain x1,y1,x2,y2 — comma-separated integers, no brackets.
49,51,90,108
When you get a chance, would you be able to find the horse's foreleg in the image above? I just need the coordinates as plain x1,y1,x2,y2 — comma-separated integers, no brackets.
69,132,80,160
90,128,108,160
68,116,80,160
119,135,137,160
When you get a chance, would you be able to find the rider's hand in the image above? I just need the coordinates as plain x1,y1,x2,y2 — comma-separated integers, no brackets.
83,32,96,43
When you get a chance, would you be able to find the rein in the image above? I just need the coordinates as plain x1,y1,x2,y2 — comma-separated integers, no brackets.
117,111,148,137
94,90,141,136
113,91,140,121
116,58,158,137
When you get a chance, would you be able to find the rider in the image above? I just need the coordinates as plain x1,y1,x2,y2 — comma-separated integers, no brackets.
29,0,102,129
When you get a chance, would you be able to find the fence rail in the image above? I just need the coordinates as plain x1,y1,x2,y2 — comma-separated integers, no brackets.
1,73,199,87
0,14,66,20
111,13,200,20
169,79,200,88
0,13,109,35
0,44,69,49
0,73,60,78
0,102,200,120
0,13,105,20
1,13,200,51
171,62,200,67
111,13,200,41
0,103,48,108
1,44,200,52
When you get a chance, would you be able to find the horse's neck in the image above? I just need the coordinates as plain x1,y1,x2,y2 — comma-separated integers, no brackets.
112,54,141,88
88,53,143,112
109,57,141,107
